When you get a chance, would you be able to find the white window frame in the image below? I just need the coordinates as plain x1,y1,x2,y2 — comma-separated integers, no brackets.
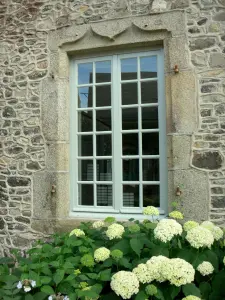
70,49,167,219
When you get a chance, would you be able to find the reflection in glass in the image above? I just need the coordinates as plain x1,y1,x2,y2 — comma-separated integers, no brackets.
78,184,94,205
143,159,159,181
78,87,93,108
123,185,139,207
96,110,111,131
96,135,112,156
96,61,111,83
121,58,137,80
97,185,113,206
123,134,139,155
143,185,159,207
141,81,158,104
78,63,93,85
123,159,139,181
142,107,158,129
97,160,112,181
142,132,159,155
140,56,157,79
96,85,111,107
78,160,93,181
122,108,138,130
121,83,138,105
78,135,93,156
78,111,93,132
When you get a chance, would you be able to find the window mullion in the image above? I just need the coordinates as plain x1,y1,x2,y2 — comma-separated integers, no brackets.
93,62,97,208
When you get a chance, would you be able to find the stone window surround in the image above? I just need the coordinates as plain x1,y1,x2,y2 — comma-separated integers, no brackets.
32,10,209,233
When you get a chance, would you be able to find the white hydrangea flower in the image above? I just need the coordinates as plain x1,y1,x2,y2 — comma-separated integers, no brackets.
94,247,110,262
17,281,22,289
186,226,214,249
69,228,85,237
143,206,159,216
182,296,201,300
183,221,199,232
48,297,53,300
133,264,153,284
110,271,139,299
146,256,170,282
201,221,215,230
162,258,195,287
64,296,69,300
223,256,225,265
31,280,36,287
200,221,223,240
106,224,125,240
154,219,182,242
197,261,214,276
24,286,31,292
92,220,105,229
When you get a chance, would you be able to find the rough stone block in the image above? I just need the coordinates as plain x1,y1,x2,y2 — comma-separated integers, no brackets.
210,53,225,68
192,150,223,170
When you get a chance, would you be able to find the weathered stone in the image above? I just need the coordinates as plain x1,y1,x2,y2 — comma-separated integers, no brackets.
201,84,217,93
31,135,44,145
210,53,225,68
28,70,47,80
211,187,224,194
15,216,30,224
26,161,41,170
200,109,211,117
212,196,225,208
12,236,31,247
191,51,207,67
189,38,216,50
192,151,223,170
197,18,208,25
215,103,225,115
23,126,40,135
151,0,167,12
5,146,23,156
2,106,16,118
171,0,189,9
188,26,200,34
213,12,225,21
0,218,4,230
7,177,30,187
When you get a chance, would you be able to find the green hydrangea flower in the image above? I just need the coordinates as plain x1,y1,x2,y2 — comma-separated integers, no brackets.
79,282,89,289
111,249,123,261
80,254,95,267
74,269,81,276
169,211,184,220
104,217,116,224
79,246,89,253
128,224,140,233
145,284,158,296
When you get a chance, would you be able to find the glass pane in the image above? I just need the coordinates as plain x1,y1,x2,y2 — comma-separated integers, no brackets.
96,110,111,131
143,185,159,207
122,108,138,130
78,87,93,108
121,58,137,80
78,111,93,132
123,133,139,155
123,159,139,181
78,160,93,181
97,185,113,206
97,159,112,181
96,85,111,107
121,83,138,105
141,81,158,104
78,63,93,85
143,159,159,181
142,132,159,155
123,185,139,207
78,135,93,156
140,56,157,79
142,107,158,129
78,184,94,205
96,61,111,83
96,135,112,156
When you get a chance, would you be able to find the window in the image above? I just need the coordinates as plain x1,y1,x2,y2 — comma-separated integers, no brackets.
70,50,167,216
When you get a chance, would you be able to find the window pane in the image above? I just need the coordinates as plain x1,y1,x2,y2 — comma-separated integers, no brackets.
96,109,111,131
78,87,93,108
97,185,112,206
141,81,158,104
96,134,112,156
78,111,93,132
123,133,139,155
143,185,159,207
142,132,159,155
122,108,138,130
140,56,157,79
78,184,94,205
143,159,159,181
142,107,158,129
78,63,93,85
78,160,93,181
121,83,138,105
121,58,137,80
96,61,111,83
97,159,112,181
123,185,139,207
96,85,111,107
123,159,139,181
78,135,93,156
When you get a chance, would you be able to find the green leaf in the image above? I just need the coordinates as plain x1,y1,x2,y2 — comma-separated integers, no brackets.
155,288,165,300
65,274,76,281
167,286,181,299
182,283,201,298
199,282,211,299
25,295,34,300
145,223,157,229
33,292,48,300
53,270,65,285
79,289,99,299
119,257,132,269
87,273,98,279
110,240,130,255
41,285,55,295
135,291,148,300
42,244,53,253
130,238,143,257
2,275,18,282
99,268,111,281
49,261,60,268
204,250,219,271
40,276,52,285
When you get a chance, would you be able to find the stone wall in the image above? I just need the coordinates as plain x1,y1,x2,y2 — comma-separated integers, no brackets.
0,0,225,255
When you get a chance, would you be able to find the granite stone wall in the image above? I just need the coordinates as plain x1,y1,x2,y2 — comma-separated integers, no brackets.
0,0,225,255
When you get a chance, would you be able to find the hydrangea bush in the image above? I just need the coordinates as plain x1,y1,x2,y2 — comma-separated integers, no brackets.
0,207,225,300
